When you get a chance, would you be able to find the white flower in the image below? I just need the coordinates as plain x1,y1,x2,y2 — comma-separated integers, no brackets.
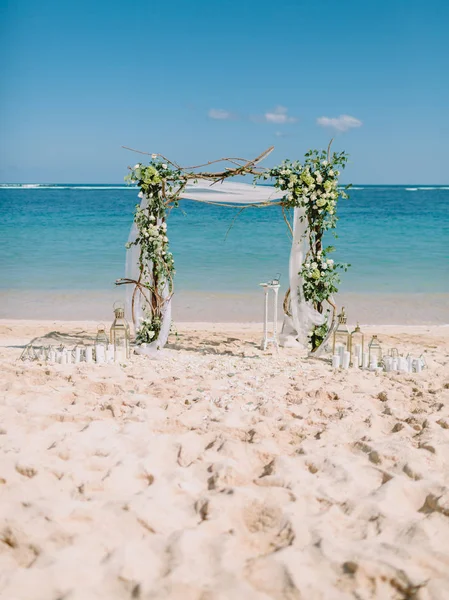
329,169,334,176
322,160,328,166
162,164,167,169
133,164,140,170
311,262,317,269
151,154,157,159
321,262,327,269
314,171,323,184
163,236,168,242
327,259,334,265
305,263,310,269
138,191,144,199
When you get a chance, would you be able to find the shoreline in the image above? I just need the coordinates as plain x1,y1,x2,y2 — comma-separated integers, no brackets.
1,290,448,324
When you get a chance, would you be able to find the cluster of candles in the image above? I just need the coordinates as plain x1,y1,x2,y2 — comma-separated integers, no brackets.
331,307,426,373
20,304,132,365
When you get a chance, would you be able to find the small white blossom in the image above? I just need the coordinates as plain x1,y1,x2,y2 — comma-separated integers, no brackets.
133,164,140,170
151,154,157,159
162,164,167,169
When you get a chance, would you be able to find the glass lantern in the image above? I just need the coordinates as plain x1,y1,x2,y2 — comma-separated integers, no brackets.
110,303,130,360
332,307,350,355
368,335,382,366
350,322,364,367
95,324,109,346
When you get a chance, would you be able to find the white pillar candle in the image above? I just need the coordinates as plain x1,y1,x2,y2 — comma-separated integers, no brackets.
399,357,408,372
342,351,350,370
95,345,105,364
370,360,378,371
392,358,398,371
352,354,360,368
115,349,125,363
48,349,56,363
407,356,414,372
85,346,93,363
332,354,340,369
414,359,422,373
66,351,73,364
60,350,67,365
106,348,114,363
75,347,81,363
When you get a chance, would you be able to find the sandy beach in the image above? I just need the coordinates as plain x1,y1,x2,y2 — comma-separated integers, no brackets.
1,320,449,599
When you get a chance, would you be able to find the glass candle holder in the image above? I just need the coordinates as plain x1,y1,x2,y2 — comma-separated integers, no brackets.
110,302,131,360
332,307,350,356
368,335,382,366
350,322,364,367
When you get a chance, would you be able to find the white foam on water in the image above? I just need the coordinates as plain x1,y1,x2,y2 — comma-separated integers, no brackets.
0,185,138,190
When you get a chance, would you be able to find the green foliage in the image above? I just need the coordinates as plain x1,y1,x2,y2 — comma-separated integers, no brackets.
256,145,351,350
125,160,181,344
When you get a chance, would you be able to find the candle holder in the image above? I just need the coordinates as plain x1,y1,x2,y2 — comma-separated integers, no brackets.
259,280,281,351
110,302,131,360
332,307,350,355
368,335,382,367
20,344,37,361
350,322,364,367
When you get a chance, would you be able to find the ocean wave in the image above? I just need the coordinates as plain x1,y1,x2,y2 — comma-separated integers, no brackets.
0,185,138,190
406,188,418,191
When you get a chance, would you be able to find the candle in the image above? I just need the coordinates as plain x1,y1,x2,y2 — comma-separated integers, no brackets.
48,349,56,363
342,351,350,370
362,353,369,369
370,360,377,371
66,351,73,364
106,348,114,363
392,358,398,371
414,359,422,373
352,354,360,368
85,346,93,363
407,356,414,372
332,354,340,369
399,357,408,372
115,349,125,363
95,345,105,364
60,350,67,365
75,347,81,363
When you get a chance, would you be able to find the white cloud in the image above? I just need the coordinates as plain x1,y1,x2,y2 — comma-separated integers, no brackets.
264,105,297,124
316,114,362,132
275,131,289,137
208,108,235,120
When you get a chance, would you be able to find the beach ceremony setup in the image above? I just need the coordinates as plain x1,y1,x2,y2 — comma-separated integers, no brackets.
1,143,448,600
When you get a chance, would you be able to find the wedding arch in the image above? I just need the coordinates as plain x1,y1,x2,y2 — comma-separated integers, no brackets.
116,142,350,354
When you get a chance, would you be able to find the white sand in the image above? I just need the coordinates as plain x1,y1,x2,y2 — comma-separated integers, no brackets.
1,320,449,599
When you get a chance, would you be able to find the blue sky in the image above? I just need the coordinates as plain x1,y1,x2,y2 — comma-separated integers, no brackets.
0,0,447,183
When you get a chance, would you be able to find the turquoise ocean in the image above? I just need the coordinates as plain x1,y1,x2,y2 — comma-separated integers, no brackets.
1,184,448,322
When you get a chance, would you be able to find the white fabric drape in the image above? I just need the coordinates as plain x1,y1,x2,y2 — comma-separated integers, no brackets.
279,207,326,348
124,180,320,352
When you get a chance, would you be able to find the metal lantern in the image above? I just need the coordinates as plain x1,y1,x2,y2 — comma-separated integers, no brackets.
95,324,109,347
350,322,364,367
110,303,130,360
368,335,382,366
332,306,350,355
